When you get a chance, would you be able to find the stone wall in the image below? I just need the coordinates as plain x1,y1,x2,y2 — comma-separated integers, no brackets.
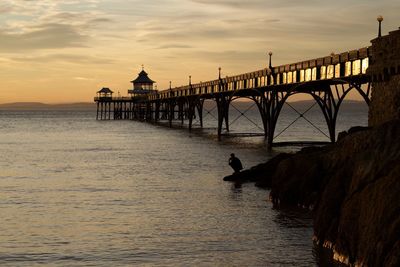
368,28,400,126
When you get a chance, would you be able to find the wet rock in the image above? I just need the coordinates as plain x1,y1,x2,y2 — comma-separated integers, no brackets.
223,169,253,182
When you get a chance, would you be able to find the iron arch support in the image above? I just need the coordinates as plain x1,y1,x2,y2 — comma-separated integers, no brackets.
226,88,295,147
225,89,267,138
332,79,372,106
259,86,300,147
308,80,369,143
310,89,336,143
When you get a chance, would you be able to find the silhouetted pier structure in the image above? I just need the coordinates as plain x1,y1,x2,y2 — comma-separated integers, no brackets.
95,46,373,147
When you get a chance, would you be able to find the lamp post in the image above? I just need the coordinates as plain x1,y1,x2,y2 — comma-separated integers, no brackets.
268,51,273,69
218,67,222,79
377,15,383,38
189,75,192,85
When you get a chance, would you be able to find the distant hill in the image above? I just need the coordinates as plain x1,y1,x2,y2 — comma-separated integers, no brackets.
0,100,367,111
0,102,96,111
286,99,366,105
285,99,368,109
203,99,367,110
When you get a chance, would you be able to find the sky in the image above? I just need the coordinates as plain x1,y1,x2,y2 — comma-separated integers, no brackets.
0,0,399,103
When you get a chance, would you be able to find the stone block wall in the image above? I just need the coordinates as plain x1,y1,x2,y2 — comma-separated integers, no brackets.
368,28,400,126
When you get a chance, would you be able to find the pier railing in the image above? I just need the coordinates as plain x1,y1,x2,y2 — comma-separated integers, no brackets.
146,47,370,101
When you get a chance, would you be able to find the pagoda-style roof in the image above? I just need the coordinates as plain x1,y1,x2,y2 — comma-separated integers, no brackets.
97,87,113,94
131,70,155,84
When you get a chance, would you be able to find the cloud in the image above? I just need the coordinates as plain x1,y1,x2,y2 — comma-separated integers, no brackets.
156,44,194,50
10,53,115,65
0,0,114,52
89,17,113,24
189,0,319,9
0,1,114,52
0,23,88,52
193,50,263,63
0,4,12,14
74,76,94,81
190,0,264,8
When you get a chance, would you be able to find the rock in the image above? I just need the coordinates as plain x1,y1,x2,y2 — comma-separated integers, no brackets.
347,125,370,135
253,153,292,188
223,153,292,185
221,120,400,265
268,147,329,208
337,130,348,141
267,119,400,266
223,169,252,182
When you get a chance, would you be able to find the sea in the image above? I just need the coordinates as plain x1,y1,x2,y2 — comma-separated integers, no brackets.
0,100,368,266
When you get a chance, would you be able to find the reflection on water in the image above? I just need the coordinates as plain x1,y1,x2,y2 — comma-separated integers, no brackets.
272,207,313,229
0,110,367,266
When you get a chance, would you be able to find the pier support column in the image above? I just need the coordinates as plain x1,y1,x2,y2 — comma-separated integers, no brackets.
267,92,287,148
312,89,337,143
253,90,289,148
216,95,230,138
96,102,99,120
101,102,104,120
178,100,185,125
155,101,160,122
134,103,138,120
159,102,165,120
168,100,175,127
196,99,204,128
146,102,152,121
187,97,197,132
129,102,132,120
108,102,111,120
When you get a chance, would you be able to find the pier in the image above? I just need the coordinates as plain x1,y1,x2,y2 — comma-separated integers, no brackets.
93,27,400,147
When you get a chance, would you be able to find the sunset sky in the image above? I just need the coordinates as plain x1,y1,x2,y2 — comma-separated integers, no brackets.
0,0,398,103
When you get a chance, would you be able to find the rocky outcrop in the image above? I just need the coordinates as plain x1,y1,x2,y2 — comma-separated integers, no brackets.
223,153,291,185
311,120,400,267
276,121,400,266
226,120,400,266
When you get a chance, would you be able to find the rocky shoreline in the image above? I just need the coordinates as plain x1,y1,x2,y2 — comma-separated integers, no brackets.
224,120,400,267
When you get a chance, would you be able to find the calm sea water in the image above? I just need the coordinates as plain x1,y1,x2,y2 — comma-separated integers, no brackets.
0,102,368,266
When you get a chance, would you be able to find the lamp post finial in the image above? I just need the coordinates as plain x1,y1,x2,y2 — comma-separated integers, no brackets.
377,15,383,37
268,51,273,69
